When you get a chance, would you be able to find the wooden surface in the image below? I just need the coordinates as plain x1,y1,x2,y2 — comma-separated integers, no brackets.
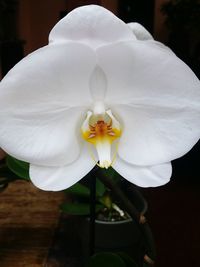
0,180,64,267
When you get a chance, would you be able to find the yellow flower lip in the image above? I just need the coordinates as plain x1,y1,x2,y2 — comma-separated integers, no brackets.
81,110,121,168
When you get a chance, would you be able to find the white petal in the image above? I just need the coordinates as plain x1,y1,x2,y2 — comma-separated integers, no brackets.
113,104,200,166
96,41,200,164
97,40,196,105
127,22,153,40
113,157,172,187
30,146,95,191
0,42,97,165
0,107,86,166
0,42,96,108
49,5,135,48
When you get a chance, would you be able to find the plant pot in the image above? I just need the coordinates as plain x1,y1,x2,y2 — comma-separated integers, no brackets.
80,185,147,263
80,217,144,264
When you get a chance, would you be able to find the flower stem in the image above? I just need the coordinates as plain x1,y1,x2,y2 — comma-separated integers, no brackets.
89,171,96,256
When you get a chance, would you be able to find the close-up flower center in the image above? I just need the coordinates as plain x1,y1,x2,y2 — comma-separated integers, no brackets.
81,110,121,169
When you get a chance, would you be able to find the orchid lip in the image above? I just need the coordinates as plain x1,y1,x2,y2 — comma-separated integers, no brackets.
81,109,121,168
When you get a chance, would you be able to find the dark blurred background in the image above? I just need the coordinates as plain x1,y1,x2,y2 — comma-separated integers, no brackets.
0,1,200,267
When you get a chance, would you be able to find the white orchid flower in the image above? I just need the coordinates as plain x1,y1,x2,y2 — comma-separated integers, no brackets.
0,5,200,191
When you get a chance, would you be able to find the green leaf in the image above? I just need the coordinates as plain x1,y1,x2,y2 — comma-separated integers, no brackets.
65,182,90,198
96,178,106,197
6,155,30,180
61,202,104,216
85,252,126,267
117,252,139,267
